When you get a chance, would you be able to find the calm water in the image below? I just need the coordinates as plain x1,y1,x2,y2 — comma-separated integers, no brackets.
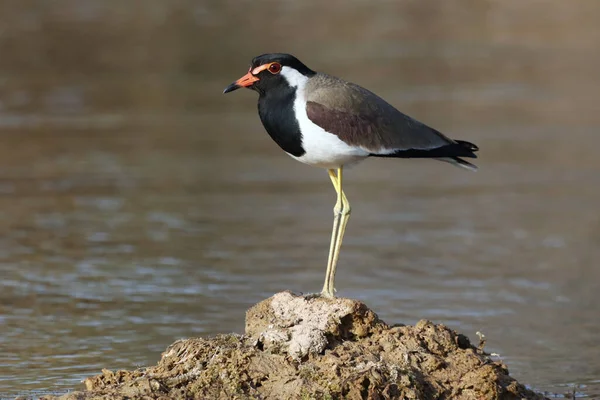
1,1,600,398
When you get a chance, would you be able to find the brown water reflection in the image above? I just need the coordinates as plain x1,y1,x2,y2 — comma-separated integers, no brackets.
1,1,599,397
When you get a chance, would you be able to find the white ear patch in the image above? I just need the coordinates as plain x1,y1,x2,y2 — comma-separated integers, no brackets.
280,66,310,89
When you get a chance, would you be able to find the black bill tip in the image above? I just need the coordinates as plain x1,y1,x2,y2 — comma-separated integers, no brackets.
223,82,240,94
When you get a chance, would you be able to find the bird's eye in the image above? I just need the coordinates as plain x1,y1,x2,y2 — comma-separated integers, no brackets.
268,63,281,74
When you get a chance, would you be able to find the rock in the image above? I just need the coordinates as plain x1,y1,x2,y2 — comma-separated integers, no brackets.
246,291,384,360
41,292,548,400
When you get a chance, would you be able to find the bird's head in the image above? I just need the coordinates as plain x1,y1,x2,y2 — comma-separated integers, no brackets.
223,53,315,95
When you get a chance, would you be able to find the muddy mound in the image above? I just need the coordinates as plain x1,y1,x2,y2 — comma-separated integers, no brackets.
45,291,547,400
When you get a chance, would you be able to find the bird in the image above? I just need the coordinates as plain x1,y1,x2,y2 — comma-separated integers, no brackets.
223,53,478,298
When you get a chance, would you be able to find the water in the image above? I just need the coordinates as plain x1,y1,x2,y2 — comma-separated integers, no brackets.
1,1,600,398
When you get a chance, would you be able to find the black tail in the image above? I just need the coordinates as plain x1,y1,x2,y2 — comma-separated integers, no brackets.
370,139,479,171
455,140,479,155
370,140,478,159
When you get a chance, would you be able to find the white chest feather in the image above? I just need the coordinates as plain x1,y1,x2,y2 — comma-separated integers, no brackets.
280,67,369,169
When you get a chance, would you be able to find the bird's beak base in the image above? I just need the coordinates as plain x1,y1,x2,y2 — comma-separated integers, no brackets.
223,71,259,94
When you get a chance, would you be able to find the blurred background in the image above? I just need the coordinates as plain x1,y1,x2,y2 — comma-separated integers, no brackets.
1,0,599,398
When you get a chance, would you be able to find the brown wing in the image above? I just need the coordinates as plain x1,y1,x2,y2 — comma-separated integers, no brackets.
305,73,457,154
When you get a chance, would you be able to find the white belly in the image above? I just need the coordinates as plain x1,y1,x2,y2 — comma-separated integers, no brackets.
288,145,368,169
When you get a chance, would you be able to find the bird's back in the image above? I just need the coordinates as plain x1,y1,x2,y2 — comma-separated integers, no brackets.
305,73,461,153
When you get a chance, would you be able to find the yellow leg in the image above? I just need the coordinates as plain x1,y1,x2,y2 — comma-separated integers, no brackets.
322,169,342,296
321,167,351,297
330,169,351,289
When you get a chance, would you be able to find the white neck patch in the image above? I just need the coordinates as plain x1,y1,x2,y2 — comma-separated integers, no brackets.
280,66,309,89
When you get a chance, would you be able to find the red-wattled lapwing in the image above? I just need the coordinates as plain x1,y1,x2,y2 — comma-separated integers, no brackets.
224,53,478,298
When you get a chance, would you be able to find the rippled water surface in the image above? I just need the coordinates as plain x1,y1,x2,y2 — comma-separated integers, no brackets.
1,1,600,398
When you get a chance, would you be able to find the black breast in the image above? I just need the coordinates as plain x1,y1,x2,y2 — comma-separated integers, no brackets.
257,88,305,157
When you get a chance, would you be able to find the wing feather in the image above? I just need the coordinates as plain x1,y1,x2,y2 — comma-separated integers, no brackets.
305,74,457,153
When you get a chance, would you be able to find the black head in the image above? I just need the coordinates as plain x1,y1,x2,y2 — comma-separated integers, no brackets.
223,53,316,95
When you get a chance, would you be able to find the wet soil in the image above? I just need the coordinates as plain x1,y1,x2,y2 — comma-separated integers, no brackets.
41,292,547,400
